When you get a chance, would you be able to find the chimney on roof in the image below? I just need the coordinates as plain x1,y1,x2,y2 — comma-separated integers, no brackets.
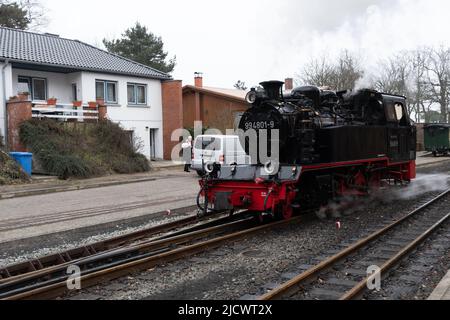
194,72,203,88
285,78,294,91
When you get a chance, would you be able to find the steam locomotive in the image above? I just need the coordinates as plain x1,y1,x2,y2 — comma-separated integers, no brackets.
197,80,417,220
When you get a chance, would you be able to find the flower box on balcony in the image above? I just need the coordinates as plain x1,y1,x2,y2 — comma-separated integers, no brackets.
88,101,98,109
18,92,30,101
73,101,83,108
47,98,57,106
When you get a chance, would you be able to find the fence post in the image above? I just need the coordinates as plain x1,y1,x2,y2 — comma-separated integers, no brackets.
7,95,32,152
97,99,107,121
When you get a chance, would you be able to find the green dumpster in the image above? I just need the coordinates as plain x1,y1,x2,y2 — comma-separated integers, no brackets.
424,124,450,156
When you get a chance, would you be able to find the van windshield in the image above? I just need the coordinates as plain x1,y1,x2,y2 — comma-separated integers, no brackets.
195,137,221,150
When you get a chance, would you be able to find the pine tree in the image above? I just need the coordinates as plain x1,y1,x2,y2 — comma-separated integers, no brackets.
103,22,176,74
0,2,30,29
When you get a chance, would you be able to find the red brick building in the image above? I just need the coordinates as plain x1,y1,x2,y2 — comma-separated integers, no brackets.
182,76,249,133
161,75,294,160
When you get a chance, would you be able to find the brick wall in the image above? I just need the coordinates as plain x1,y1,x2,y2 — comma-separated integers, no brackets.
415,124,425,151
182,91,248,133
162,80,183,160
7,95,32,152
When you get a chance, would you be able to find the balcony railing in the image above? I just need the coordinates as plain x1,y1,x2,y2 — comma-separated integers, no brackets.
31,102,99,121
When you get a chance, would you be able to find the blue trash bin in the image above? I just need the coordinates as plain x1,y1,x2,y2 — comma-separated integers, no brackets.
9,152,33,176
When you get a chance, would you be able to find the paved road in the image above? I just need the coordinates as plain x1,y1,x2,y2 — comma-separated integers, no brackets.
0,171,199,243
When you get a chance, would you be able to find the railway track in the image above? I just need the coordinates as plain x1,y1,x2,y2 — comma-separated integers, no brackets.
0,209,250,283
0,212,299,300
259,189,450,300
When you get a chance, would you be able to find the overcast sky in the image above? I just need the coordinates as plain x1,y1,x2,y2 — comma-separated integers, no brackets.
41,0,450,88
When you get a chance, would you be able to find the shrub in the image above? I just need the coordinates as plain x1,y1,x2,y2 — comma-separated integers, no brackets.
0,133,29,184
20,119,150,179
0,149,30,185
0,133,4,150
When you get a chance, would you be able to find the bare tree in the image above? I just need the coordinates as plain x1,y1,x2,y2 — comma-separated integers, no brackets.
372,52,417,118
333,50,364,91
19,0,47,30
424,46,450,123
234,80,248,91
409,49,434,123
297,51,363,91
297,55,336,88
373,54,410,96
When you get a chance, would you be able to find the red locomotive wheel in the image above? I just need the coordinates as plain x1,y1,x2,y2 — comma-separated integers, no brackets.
283,206,294,220
282,205,293,220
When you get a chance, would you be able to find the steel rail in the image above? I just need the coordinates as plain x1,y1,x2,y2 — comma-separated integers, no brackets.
0,215,195,281
0,210,238,283
259,189,450,300
339,211,450,300
3,217,301,300
0,214,256,297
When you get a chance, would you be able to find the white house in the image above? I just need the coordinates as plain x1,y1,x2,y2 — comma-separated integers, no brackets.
0,27,172,160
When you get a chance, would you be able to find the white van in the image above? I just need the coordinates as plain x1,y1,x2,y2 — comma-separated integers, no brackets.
192,135,250,175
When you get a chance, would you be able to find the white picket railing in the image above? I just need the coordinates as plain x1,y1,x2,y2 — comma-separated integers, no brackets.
32,103,99,121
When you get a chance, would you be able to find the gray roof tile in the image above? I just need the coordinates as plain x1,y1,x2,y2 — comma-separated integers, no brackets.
0,27,171,80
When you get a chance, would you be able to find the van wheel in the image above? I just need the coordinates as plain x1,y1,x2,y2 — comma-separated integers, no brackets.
197,170,205,177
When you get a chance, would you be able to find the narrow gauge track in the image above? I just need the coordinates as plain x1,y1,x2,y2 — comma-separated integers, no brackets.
0,214,300,300
259,189,450,300
0,210,249,283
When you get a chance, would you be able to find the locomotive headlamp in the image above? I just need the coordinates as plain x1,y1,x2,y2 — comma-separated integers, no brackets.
264,161,277,175
245,90,257,104
205,162,215,174
292,166,298,175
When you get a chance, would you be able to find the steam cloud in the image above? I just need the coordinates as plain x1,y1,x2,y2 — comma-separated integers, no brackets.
316,173,450,220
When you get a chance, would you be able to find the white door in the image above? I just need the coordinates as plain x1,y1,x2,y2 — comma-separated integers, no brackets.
149,129,157,160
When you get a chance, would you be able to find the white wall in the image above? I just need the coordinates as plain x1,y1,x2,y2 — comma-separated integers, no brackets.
81,72,164,159
0,62,13,140
11,69,81,104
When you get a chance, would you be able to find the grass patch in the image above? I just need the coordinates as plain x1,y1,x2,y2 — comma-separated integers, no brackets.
0,134,30,185
20,119,150,179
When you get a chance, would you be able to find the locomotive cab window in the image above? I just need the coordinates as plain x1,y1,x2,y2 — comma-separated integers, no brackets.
395,103,404,121
386,102,406,124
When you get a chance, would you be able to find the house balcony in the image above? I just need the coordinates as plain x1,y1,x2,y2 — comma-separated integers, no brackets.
31,100,101,122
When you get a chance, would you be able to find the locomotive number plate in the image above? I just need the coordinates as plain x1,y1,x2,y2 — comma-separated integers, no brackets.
244,121,276,130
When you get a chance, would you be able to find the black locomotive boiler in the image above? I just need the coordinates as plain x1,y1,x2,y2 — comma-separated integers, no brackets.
198,80,417,219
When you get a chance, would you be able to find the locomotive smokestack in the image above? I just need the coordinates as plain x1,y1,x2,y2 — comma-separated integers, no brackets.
260,81,284,100
194,72,203,88
285,78,294,91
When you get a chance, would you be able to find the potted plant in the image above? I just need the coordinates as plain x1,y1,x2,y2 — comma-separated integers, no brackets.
88,101,98,109
18,92,30,100
47,97,57,105
73,101,83,108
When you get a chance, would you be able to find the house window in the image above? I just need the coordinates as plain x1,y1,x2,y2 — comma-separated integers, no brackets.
72,84,78,101
127,83,147,105
18,76,47,101
95,80,118,104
